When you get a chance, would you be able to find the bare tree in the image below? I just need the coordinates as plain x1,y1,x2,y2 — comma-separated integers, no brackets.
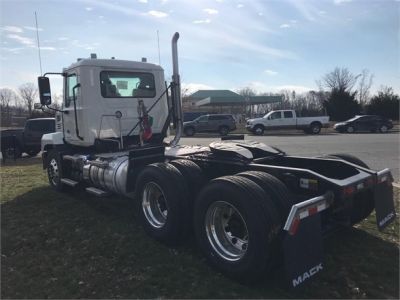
357,69,374,106
320,67,360,92
18,83,38,117
0,88,17,126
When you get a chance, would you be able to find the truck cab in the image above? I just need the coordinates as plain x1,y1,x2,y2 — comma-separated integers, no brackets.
40,57,169,151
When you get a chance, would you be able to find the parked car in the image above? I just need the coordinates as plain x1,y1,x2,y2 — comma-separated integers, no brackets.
183,114,236,136
246,110,330,135
333,115,393,133
1,118,56,158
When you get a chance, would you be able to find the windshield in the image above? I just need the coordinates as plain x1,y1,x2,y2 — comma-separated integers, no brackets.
263,112,273,119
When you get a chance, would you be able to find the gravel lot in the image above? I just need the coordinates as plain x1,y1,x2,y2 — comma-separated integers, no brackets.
180,131,400,181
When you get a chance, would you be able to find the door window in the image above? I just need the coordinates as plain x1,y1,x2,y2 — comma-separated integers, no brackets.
270,112,282,120
197,116,208,122
65,74,77,108
283,111,293,118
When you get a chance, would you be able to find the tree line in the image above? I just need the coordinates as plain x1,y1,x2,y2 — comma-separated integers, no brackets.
237,67,399,121
0,83,62,127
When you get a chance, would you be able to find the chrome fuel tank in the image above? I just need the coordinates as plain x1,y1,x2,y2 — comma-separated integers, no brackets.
83,156,129,195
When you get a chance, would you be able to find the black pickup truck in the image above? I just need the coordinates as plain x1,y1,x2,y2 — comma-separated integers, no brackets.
1,118,55,159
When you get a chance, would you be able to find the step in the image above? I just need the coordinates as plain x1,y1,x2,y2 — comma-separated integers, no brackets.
60,178,79,187
85,187,109,197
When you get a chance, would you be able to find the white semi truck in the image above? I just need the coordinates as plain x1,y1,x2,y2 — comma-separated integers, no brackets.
36,33,396,287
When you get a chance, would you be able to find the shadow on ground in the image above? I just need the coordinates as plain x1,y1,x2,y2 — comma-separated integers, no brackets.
2,186,399,299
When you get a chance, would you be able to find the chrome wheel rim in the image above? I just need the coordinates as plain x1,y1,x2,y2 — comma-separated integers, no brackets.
347,126,354,133
142,182,168,228
205,201,249,261
312,126,320,133
255,127,262,135
381,125,387,132
48,158,59,186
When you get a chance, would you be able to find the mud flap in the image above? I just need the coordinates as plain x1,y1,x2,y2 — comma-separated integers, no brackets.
374,178,396,231
282,192,333,287
283,214,324,288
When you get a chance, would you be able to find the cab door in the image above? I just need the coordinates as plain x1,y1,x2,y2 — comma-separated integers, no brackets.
62,71,82,143
266,111,283,129
196,115,209,132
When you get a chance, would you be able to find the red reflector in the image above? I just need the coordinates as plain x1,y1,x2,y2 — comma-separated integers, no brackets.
289,218,300,235
308,206,318,216
344,186,355,196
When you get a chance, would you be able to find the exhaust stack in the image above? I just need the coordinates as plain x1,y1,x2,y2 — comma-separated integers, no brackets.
170,32,183,147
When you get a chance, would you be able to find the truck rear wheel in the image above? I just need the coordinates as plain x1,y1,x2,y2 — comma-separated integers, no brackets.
326,153,374,224
310,122,322,134
134,162,190,245
169,159,205,197
194,175,280,281
237,171,293,224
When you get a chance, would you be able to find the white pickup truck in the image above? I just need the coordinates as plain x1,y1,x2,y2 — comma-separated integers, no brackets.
246,110,330,135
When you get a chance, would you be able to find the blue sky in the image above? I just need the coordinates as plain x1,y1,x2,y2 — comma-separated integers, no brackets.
0,0,399,97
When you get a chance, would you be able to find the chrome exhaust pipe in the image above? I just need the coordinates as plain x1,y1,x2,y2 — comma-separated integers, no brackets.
170,32,182,147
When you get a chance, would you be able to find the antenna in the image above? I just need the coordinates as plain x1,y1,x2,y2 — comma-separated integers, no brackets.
157,30,161,65
34,11,43,75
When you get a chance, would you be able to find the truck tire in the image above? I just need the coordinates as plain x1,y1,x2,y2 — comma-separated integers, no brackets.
194,175,280,281
47,150,65,191
325,153,374,224
3,143,22,159
310,122,322,134
237,171,293,224
253,125,264,135
134,162,190,245
169,159,205,197
184,127,195,137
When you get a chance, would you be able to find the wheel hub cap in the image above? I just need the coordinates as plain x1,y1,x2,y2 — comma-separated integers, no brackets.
205,201,249,261
142,182,168,228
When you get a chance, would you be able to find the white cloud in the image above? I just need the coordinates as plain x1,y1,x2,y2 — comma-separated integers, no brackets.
1,26,23,33
98,15,104,19
6,34,34,46
85,7,93,11
280,24,291,28
58,37,68,41
290,19,298,23
203,8,218,15
40,46,56,51
138,0,148,3
258,12,263,16
237,4,244,8
334,0,352,4
264,69,278,76
23,26,43,31
319,10,326,15
182,82,214,94
239,82,312,94
193,19,211,24
147,10,168,18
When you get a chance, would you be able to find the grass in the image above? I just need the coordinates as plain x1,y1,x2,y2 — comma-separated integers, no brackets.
1,159,399,299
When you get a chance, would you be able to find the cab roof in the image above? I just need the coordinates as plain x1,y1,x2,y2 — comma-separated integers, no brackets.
65,58,163,71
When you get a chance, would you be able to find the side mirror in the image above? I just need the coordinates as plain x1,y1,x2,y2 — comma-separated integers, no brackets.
34,103,42,110
38,76,52,105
